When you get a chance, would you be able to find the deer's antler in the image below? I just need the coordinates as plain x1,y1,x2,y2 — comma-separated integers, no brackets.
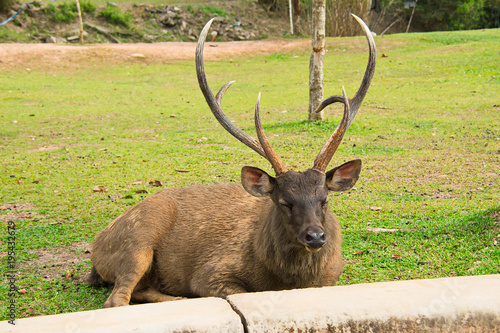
312,14,376,172
196,19,287,176
197,14,376,176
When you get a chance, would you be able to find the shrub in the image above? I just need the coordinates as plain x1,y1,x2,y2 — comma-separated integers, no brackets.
45,2,77,23
98,3,132,27
78,0,96,13
42,1,95,24
416,0,487,30
199,5,227,18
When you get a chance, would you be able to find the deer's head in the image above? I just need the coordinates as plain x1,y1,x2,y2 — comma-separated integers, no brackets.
196,16,376,251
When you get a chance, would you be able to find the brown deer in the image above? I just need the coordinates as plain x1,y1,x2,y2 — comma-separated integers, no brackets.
89,15,376,308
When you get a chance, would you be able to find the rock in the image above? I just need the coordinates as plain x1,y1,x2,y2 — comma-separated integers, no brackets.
44,36,67,44
45,36,57,43
158,14,176,27
180,20,187,31
144,35,157,41
67,35,81,42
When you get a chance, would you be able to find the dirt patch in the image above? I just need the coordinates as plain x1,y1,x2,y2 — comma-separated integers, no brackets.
1,240,92,290
27,144,64,153
0,203,91,284
25,241,92,283
0,203,38,222
185,143,228,148
0,38,311,70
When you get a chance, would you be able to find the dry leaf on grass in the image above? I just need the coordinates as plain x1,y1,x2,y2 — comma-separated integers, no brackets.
366,226,400,233
92,185,106,192
65,269,75,280
108,194,124,201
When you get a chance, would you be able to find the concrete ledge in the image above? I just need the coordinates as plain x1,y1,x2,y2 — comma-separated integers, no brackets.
228,275,500,332
2,297,243,333
2,275,499,333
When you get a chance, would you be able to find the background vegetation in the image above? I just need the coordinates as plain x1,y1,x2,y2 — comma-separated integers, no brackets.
0,0,283,43
0,12,499,322
258,0,372,36
258,0,500,34
0,0,12,12
2,0,499,43
373,0,500,32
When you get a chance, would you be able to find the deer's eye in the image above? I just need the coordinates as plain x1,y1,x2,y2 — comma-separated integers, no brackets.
279,200,292,212
321,199,329,208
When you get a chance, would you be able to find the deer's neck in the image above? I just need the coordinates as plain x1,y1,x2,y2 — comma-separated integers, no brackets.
253,204,333,288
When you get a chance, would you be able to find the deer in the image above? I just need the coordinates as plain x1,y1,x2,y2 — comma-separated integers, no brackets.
89,15,376,308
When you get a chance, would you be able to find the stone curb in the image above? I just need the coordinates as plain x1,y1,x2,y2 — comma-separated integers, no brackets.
227,274,500,332
2,275,499,333
1,297,244,333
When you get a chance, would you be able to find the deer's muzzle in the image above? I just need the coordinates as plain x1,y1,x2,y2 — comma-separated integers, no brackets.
300,227,327,251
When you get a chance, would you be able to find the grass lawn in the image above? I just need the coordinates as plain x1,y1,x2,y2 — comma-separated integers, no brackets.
1,28,499,319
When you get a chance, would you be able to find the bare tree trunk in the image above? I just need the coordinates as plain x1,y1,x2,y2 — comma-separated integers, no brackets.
292,0,301,35
75,0,84,44
308,0,326,121
406,0,418,33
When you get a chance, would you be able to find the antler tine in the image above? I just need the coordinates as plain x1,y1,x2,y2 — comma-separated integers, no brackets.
313,88,350,172
254,93,287,176
216,80,236,106
312,14,376,171
196,19,266,159
314,95,345,115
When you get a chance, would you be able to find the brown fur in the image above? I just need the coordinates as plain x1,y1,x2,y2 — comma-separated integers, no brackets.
90,163,360,308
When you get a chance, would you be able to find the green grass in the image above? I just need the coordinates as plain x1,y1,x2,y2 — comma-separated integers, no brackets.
96,3,132,27
0,27,32,42
1,28,499,320
198,4,227,17
42,0,96,23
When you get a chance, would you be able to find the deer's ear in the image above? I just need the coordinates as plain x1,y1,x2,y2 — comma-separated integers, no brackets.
241,166,275,197
326,159,362,192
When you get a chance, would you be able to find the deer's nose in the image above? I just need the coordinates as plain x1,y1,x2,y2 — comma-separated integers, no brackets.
305,231,326,249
